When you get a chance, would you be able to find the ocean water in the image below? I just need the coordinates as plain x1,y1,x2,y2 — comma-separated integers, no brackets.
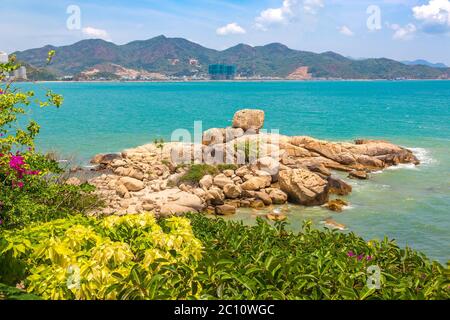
19,81,450,263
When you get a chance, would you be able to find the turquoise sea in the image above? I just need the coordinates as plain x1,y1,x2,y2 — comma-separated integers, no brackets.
22,81,450,263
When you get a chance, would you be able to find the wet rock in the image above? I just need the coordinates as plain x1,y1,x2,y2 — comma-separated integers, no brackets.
215,204,236,216
328,177,352,196
324,199,349,212
250,199,265,209
349,170,369,180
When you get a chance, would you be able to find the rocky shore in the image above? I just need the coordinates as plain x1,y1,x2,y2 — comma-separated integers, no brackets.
83,109,420,218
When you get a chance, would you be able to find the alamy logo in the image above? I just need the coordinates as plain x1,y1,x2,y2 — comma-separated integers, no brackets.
67,265,81,290
367,265,381,290
66,5,81,30
367,5,382,31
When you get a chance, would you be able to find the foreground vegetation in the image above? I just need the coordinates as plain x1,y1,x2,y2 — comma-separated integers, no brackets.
0,213,448,300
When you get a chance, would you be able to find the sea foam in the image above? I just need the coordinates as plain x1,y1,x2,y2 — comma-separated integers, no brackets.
409,147,436,166
385,147,435,171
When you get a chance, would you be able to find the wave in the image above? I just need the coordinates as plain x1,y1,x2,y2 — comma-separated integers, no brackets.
409,147,436,166
384,147,436,171
386,163,418,171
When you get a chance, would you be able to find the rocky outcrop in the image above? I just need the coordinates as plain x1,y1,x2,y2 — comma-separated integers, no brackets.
87,109,419,218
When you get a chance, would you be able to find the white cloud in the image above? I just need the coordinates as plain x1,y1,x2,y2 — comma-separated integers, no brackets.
216,23,246,36
254,0,323,30
339,25,354,36
82,27,110,40
303,0,324,15
390,23,417,40
413,0,450,33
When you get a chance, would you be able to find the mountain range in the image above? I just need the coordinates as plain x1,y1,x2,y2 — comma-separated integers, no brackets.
401,59,448,69
14,35,450,80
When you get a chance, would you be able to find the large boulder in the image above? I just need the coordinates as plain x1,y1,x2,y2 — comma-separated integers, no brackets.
241,177,270,191
90,153,122,165
327,176,352,196
199,175,213,189
143,189,205,213
232,109,265,132
160,204,195,217
255,156,280,178
269,189,288,204
255,192,273,206
114,167,144,181
213,174,233,188
205,187,225,205
202,127,245,146
223,183,242,199
279,169,329,206
119,177,145,192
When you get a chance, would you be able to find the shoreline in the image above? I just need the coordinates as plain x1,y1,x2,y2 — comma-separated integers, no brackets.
12,78,450,84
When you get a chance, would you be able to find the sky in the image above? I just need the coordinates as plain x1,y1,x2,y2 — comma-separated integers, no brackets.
1,0,449,65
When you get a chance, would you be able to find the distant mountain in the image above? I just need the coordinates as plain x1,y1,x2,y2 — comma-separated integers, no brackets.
402,59,448,69
13,35,450,80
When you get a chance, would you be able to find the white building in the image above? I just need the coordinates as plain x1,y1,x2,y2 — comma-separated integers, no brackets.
13,66,27,80
0,51,8,63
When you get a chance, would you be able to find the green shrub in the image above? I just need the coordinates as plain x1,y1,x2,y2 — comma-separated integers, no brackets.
1,214,448,300
0,283,41,300
0,51,101,230
217,164,238,172
180,164,219,184
0,213,203,300
188,215,449,300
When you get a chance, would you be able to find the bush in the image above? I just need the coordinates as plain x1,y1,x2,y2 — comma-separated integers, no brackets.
217,164,238,172
180,164,219,184
0,213,203,300
188,215,449,300
0,51,101,229
2,214,448,300
0,283,41,300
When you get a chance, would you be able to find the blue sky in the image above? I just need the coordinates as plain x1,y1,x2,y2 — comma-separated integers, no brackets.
1,0,449,64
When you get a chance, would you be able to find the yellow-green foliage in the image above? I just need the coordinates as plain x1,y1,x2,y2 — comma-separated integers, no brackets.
0,213,203,300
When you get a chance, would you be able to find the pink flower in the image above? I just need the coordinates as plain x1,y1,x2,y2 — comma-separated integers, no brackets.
366,256,373,261
347,251,356,258
9,154,25,170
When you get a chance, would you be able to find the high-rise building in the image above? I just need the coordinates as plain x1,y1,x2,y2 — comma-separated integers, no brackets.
208,64,236,80
0,51,8,63
12,66,27,80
